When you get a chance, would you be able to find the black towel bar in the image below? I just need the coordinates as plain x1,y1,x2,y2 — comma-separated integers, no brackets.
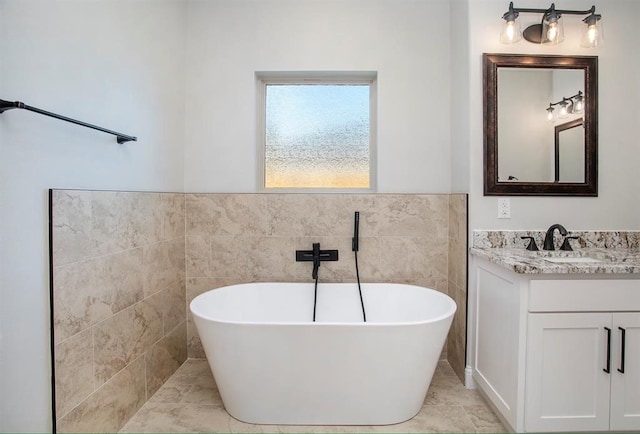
0,98,137,144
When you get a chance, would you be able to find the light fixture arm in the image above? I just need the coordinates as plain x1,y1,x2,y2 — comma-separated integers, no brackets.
549,91,583,108
506,1,596,17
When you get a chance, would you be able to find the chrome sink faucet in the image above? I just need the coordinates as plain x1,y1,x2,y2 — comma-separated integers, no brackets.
543,224,568,250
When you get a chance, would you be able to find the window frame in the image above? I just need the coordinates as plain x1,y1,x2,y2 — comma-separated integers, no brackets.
256,72,377,193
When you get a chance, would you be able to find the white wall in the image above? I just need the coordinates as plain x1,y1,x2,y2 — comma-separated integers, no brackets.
0,1,186,431
466,0,640,231
184,0,452,193
450,0,471,193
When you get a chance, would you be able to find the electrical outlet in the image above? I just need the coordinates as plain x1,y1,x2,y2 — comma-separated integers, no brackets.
498,198,511,219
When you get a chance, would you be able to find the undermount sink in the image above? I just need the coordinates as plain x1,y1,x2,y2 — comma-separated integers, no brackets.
542,257,602,264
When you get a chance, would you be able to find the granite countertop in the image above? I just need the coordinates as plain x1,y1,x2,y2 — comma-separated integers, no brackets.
470,230,640,274
470,247,640,274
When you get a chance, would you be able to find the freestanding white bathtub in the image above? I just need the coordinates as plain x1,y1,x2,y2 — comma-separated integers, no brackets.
190,282,456,425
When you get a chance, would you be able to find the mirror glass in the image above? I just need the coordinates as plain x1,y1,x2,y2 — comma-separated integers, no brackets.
555,119,584,182
498,68,584,183
483,54,598,196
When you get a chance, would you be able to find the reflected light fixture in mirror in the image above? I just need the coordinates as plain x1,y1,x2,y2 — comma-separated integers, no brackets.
500,2,603,47
546,91,584,122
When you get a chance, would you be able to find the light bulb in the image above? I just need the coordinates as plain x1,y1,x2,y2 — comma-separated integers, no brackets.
506,21,517,41
547,22,558,42
546,107,555,122
587,25,598,44
500,10,521,44
542,8,564,45
581,14,603,48
573,98,584,114
558,102,569,119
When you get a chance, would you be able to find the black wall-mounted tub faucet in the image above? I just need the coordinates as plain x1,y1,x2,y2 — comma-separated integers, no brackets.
296,244,339,280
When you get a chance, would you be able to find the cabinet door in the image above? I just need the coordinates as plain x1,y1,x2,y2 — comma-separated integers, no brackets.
610,313,640,431
526,313,611,432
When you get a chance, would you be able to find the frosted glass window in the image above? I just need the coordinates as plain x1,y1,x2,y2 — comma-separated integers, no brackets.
264,84,371,189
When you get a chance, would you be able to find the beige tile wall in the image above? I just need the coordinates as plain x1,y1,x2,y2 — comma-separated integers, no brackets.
51,191,468,431
51,190,187,433
447,194,468,382
184,193,466,361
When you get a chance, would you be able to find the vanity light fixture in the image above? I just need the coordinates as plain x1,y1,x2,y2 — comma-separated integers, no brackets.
500,2,603,47
546,91,584,122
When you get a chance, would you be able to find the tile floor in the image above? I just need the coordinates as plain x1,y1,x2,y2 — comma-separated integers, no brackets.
121,359,506,433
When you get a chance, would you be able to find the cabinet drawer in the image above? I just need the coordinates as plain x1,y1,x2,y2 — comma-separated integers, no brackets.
529,279,640,312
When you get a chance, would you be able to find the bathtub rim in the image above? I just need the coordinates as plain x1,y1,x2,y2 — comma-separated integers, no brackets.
190,282,457,327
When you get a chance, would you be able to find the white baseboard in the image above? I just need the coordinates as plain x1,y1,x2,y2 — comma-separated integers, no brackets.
464,366,476,389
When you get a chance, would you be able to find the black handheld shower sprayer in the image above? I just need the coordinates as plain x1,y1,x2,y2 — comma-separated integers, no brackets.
352,211,360,252
352,211,366,322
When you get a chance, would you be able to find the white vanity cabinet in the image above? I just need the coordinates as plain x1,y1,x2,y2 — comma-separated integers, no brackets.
526,312,640,432
610,313,640,431
469,258,640,433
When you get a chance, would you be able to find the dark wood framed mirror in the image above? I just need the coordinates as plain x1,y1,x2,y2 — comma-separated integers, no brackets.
483,53,598,196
